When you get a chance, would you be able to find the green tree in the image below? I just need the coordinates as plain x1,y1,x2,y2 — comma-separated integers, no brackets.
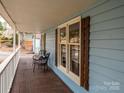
0,22,4,31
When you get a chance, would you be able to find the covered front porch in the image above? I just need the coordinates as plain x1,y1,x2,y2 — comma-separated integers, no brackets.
0,0,124,93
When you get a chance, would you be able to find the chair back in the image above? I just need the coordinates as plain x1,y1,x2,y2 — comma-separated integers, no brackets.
39,49,46,56
38,52,50,64
45,52,50,62
45,52,50,59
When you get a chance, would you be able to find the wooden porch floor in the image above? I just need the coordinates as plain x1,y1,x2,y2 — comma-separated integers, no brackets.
10,54,73,93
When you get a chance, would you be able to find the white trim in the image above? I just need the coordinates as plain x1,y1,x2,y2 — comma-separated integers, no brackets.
67,16,81,26
58,22,67,28
57,66,80,86
68,71,80,85
57,16,81,85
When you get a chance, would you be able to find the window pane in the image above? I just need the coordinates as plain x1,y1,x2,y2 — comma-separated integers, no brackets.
70,45,80,76
61,44,66,67
60,27,66,43
69,22,80,43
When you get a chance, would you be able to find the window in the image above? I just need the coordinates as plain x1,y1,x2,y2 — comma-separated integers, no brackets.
55,16,90,90
57,17,81,85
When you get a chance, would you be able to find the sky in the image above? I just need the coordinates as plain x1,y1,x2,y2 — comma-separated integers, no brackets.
0,15,11,29
0,16,5,23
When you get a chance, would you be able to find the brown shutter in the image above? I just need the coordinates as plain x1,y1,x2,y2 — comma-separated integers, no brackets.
81,18,85,86
81,16,90,90
55,29,58,66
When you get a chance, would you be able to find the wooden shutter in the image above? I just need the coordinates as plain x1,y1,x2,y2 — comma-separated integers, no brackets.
55,29,58,66
81,16,90,90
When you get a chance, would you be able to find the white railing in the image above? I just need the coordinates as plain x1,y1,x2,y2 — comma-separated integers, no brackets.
0,47,20,93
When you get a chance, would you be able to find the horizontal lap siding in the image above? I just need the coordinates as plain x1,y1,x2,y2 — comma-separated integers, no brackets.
90,40,124,50
89,0,124,93
46,30,55,67
90,28,124,40
91,17,124,32
46,0,124,93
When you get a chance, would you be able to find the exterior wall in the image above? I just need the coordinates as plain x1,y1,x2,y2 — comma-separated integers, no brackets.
46,0,124,93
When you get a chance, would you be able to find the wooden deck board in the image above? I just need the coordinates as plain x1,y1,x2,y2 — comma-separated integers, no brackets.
10,55,73,93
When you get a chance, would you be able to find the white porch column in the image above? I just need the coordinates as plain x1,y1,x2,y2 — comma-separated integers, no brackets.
34,33,36,53
18,32,21,47
13,26,16,51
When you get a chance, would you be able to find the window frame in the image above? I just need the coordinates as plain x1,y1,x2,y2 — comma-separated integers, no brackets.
57,16,81,85
55,16,90,91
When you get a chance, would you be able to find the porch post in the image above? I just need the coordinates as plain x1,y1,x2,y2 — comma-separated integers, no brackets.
18,32,21,47
33,33,36,53
13,26,16,51
34,34,36,52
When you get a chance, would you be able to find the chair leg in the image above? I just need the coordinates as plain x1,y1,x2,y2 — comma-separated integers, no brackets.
46,64,48,70
44,64,45,72
44,64,48,72
33,64,35,72
38,65,40,69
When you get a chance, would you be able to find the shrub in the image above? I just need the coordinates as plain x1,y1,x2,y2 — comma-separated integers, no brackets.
6,42,13,47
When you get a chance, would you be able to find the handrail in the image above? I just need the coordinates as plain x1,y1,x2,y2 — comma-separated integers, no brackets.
0,47,20,74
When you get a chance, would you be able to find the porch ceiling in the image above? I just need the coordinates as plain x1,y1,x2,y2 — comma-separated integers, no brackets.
1,0,96,33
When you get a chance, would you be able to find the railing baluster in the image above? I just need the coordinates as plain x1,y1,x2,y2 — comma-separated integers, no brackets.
0,73,1,93
0,47,20,93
